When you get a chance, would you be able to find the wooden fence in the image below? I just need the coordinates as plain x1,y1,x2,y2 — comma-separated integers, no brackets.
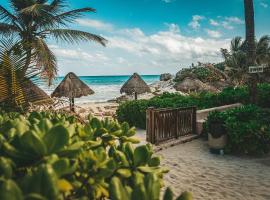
146,107,197,144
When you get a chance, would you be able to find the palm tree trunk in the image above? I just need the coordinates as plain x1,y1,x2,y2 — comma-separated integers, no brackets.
244,0,257,104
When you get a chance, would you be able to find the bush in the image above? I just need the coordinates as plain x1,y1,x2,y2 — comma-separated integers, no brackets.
0,111,190,200
116,84,270,129
205,105,270,155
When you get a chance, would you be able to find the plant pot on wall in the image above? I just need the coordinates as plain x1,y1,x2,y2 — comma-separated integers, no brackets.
208,120,227,154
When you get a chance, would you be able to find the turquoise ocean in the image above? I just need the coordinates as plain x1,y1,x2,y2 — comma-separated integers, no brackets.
40,75,159,103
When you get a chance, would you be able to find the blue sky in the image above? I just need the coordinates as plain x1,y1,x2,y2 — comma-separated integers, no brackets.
1,0,270,75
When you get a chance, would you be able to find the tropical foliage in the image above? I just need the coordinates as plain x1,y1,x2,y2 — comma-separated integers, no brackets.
116,84,270,129
205,105,270,155
221,36,270,86
0,110,191,200
0,39,43,109
0,0,107,85
174,64,227,83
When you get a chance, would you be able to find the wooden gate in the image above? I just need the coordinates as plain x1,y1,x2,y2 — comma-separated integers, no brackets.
146,107,197,144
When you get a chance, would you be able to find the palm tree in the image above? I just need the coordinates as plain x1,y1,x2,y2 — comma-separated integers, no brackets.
221,36,270,86
0,38,41,109
244,0,257,103
0,0,107,85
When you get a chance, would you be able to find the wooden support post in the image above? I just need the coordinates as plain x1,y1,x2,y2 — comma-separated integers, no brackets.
146,107,155,144
71,97,75,112
192,107,197,135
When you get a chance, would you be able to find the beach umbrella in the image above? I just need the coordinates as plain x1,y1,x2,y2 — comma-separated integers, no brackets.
23,80,53,105
51,72,94,111
120,73,151,100
174,77,218,93
0,79,52,107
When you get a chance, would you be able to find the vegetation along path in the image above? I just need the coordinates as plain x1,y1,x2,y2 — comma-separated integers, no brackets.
158,139,270,200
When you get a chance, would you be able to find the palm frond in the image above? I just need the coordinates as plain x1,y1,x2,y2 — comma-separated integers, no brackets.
0,23,19,37
49,29,107,46
0,38,46,109
51,7,96,25
230,37,243,53
49,0,67,14
19,3,52,17
32,38,57,85
0,5,17,22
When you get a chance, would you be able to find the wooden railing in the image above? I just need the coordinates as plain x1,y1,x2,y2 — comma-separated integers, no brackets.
146,107,197,144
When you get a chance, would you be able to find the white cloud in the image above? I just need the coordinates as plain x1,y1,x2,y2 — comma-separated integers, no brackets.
207,16,244,30
260,2,268,8
209,19,219,26
222,21,234,30
225,17,244,25
51,19,230,76
205,29,222,38
76,19,114,31
188,15,205,29
165,23,180,33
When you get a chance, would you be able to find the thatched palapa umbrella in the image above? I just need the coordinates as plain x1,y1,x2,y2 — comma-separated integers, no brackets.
120,73,151,100
51,72,94,111
174,77,218,93
23,80,53,105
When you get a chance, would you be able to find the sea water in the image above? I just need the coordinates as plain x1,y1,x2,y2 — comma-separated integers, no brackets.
39,75,159,103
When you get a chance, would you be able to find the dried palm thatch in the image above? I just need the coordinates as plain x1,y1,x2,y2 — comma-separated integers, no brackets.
174,77,219,93
120,73,151,100
51,72,94,111
23,80,52,105
0,39,52,110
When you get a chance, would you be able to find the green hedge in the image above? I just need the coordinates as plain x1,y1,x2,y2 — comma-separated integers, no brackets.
116,84,270,129
0,110,190,200
205,105,270,155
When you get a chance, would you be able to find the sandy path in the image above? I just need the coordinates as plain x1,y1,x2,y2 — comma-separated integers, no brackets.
158,139,270,200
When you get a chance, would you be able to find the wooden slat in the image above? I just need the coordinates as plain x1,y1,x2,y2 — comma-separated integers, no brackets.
146,106,197,144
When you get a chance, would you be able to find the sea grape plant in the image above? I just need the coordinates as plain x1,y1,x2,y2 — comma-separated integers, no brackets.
0,111,192,200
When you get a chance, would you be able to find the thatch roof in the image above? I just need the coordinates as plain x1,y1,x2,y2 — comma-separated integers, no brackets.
23,80,52,105
51,72,94,98
174,77,219,93
0,79,52,106
120,73,151,95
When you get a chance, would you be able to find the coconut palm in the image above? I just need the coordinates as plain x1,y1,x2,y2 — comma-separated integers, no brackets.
244,0,257,103
0,0,107,85
221,35,270,86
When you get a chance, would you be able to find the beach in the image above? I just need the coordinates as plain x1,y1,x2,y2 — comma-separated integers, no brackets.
41,75,160,103
158,139,270,200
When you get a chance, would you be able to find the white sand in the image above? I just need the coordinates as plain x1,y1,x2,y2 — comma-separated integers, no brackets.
76,102,119,119
157,139,270,200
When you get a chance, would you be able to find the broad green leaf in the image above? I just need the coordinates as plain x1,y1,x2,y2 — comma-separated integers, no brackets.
0,179,23,200
22,164,59,200
163,188,174,200
116,168,132,178
145,173,160,200
109,177,129,200
0,157,13,179
24,193,47,200
20,131,47,156
176,191,193,200
43,125,69,154
148,156,161,167
134,145,150,166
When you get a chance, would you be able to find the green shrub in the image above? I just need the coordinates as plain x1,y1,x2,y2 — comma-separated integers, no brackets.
205,105,270,155
116,84,270,129
0,111,190,200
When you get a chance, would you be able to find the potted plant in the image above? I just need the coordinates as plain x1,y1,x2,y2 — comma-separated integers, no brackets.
207,111,227,154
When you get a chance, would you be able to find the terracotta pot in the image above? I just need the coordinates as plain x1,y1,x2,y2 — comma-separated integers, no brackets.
208,133,227,149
